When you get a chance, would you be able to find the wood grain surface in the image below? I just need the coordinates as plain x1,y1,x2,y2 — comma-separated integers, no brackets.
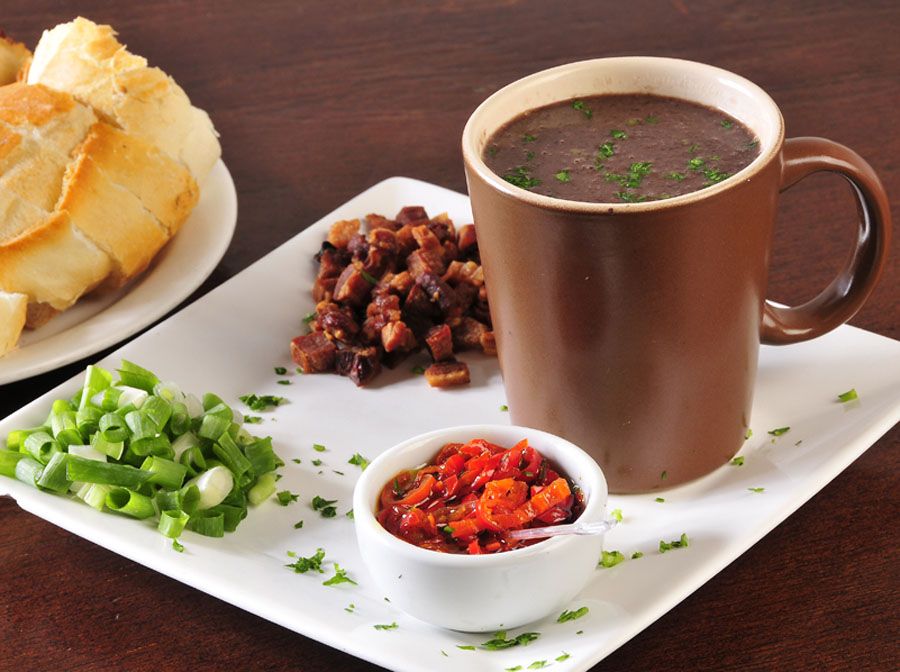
1,2,897,670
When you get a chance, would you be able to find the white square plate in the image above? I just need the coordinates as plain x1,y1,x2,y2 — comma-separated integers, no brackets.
1,177,897,672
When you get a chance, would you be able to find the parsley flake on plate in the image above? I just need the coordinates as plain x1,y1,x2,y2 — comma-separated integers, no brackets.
311,495,338,517
373,622,398,630
239,393,286,411
659,533,690,553
275,490,299,506
631,551,644,559
748,487,765,493
285,547,325,573
731,456,745,466
557,606,589,622
768,427,790,436
837,388,859,402
348,453,369,470
610,508,623,522
274,366,287,375
480,631,540,650
599,550,625,568
323,563,357,586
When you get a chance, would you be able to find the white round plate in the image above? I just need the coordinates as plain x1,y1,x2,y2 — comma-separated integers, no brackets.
0,160,237,385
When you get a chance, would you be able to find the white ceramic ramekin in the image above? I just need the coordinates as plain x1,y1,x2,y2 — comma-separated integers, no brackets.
352,424,609,632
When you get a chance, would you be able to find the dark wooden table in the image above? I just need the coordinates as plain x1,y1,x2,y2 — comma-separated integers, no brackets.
1,2,897,670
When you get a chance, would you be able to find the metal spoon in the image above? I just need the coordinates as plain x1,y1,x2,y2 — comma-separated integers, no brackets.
506,518,619,541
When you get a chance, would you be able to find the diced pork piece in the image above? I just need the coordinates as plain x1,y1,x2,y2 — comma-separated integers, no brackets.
388,270,414,296
316,302,359,343
347,233,368,260
425,323,454,362
363,247,391,278
416,272,457,314
368,227,399,255
424,361,471,388
457,224,477,256
480,330,497,356
326,219,360,249
313,277,337,302
441,240,460,265
428,212,456,243
451,316,488,351
291,332,337,373
412,224,442,253
396,225,419,257
367,293,402,324
404,283,438,319
396,206,430,227
334,263,375,306
335,346,382,386
406,248,445,278
364,213,399,231
381,320,417,353
316,244,350,280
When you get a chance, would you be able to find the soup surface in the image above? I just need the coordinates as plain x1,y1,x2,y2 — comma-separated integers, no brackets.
483,94,760,203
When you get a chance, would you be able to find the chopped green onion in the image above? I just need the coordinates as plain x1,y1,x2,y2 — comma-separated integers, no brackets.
35,452,72,493
14,456,44,487
186,466,234,510
186,510,225,537
117,360,160,392
158,510,190,538
837,388,858,402
248,473,277,506
65,454,151,488
0,449,26,477
610,508,623,522
24,431,61,465
106,487,155,519
172,539,185,552
140,456,187,490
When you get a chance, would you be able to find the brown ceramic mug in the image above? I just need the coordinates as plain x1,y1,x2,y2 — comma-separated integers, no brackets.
462,57,891,494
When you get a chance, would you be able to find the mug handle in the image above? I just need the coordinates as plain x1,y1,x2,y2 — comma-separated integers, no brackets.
761,137,892,345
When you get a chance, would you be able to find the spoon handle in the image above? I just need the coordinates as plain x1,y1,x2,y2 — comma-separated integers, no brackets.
507,518,618,541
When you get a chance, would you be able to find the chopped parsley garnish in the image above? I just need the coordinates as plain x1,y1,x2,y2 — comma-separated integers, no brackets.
499,404,509,412
557,606,589,622
313,443,327,452
554,169,571,183
286,547,325,573
607,161,652,190
411,365,425,375
598,141,615,158
576,630,584,635
276,490,299,506
572,100,593,118
302,312,316,324
631,551,644,559
688,157,706,170
374,622,398,630
661,470,668,480
291,458,302,464
487,146,499,157
523,134,537,143
323,563,357,586
332,470,344,476
294,520,304,529
645,113,659,124
276,379,291,385
747,139,760,148
837,388,858,402
556,652,571,662
666,171,686,181
457,645,476,651
703,168,731,184
768,427,790,436
311,458,323,466
659,533,689,553
360,270,378,284
528,661,549,669
688,143,701,154
348,453,369,470
244,415,263,424
503,166,541,190
345,509,354,519
172,539,184,553
731,456,745,466
525,150,535,161
655,497,665,503
311,495,338,517
721,119,734,129
610,508,623,522
274,366,287,375
745,428,753,440
442,525,454,534
506,667,523,672
239,394,286,411
748,487,765,493
610,129,627,139
480,630,540,650
614,191,649,203
599,550,625,568
626,117,641,126
345,603,355,613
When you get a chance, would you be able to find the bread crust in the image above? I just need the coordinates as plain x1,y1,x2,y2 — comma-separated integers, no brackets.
0,35,30,87
0,290,27,355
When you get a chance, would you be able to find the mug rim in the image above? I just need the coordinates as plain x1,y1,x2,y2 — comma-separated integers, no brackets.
461,56,785,214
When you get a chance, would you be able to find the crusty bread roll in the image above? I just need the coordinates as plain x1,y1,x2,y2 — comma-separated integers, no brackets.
0,35,30,86
0,210,112,312
27,17,220,184
0,290,27,355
